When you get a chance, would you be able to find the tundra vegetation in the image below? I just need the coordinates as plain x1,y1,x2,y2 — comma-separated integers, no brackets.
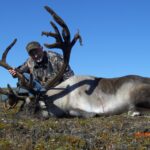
0,100,150,149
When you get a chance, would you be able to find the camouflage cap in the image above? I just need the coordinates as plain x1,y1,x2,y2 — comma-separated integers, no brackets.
26,41,41,53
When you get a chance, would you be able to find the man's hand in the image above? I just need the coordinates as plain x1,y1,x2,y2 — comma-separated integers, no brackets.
9,69,17,77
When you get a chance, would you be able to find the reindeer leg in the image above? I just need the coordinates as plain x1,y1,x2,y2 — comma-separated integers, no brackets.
18,101,26,112
128,84,150,116
128,104,141,117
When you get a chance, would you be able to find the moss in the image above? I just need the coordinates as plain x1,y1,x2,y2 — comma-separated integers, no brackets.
19,119,36,129
0,122,7,129
45,135,87,150
34,140,46,150
0,122,11,130
0,101,150,149
0,139,13,150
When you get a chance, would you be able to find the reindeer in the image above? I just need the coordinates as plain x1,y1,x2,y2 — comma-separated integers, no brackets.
0,6,149,118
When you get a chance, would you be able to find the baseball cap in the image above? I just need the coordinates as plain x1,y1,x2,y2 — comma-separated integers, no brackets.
26,41,41,53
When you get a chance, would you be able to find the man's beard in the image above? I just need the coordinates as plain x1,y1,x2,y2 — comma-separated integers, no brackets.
35,57,43,63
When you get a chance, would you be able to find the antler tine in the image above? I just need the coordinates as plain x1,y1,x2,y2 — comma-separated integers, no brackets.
42,22,63,49
50,21,63,42
0,39,17,70
2,39,17,62
71,30,83,48
7,84,16,95
44,6,70,42
42,21,63,42
42,31,58,40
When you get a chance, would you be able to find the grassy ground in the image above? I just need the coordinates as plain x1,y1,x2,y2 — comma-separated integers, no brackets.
0,101,150,150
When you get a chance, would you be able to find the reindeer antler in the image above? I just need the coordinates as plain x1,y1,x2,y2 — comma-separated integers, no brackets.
42,6,82,89
0,39,35,109
0,84,28,110
0,39,34,90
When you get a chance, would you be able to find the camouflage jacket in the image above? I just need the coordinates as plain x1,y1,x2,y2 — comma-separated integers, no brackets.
18,51,74,86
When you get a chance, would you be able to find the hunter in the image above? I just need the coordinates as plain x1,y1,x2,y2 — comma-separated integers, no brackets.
9,41,74,92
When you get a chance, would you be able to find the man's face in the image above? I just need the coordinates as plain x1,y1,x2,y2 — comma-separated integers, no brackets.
29,48,44,63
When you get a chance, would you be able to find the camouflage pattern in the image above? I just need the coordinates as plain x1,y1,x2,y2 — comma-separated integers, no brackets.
18,51,74,86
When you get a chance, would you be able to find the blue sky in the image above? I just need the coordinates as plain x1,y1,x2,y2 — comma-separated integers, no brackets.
0,0,150,87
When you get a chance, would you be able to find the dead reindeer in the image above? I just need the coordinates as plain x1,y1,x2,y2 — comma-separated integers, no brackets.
0,6,150,119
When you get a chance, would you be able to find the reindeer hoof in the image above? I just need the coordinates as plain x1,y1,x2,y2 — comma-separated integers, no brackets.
25,97,31,104
41,110,49,119
39,101,47,109
128,111,141,117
